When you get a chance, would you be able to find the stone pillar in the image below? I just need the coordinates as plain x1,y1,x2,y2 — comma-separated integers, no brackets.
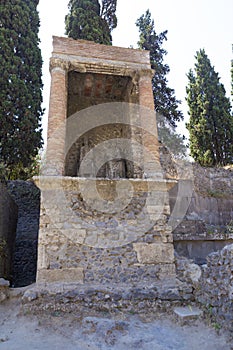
44,58,69,176
138,70,161,179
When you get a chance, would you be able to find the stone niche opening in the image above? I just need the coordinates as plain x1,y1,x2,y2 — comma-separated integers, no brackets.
65,71,140,179
65,123,144,178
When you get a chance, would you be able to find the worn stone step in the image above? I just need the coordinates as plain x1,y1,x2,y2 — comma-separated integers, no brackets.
174,306,203,323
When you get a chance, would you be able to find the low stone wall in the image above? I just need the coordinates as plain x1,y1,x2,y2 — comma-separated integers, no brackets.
7,181,40,287
0,182,17,281
196,244,233,331
22,280,193,314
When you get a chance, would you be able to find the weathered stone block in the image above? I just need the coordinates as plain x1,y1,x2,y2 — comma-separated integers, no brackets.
133,243,175,264
174,306,203,320
37,267,84,284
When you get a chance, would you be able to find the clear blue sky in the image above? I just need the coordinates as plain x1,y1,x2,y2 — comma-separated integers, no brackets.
38,0,233,142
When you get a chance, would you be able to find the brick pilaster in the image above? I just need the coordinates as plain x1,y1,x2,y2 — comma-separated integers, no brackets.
44,59,69,175
138,70,161,179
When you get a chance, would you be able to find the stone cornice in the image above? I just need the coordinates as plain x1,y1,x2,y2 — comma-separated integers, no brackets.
33,176,177,192
50,54,153,79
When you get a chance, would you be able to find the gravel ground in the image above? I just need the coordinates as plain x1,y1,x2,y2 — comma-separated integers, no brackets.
0,299,232,350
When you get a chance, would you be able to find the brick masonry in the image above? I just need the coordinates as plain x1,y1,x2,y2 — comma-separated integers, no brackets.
43,36,159,177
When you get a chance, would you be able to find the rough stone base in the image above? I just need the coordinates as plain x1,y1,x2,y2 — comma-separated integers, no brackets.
34,177,176,287
22,279,194,315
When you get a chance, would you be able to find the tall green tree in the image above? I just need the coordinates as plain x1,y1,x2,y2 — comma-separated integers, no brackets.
136,10,186,159
65,0,117,45
186,49,233,166
0,0,43,180
136,10,183,127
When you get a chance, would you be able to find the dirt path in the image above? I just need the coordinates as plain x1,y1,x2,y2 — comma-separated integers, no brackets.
0,299,231,350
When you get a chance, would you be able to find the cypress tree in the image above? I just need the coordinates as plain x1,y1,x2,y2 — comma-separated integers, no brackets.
0,0,43,179
65,0,117,45
136,10,186,159
136,10,183,127
157,114,187,159
186,49,233,166
100,0,117,32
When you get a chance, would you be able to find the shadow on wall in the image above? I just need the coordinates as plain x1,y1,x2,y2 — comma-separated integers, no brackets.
7,181,40,288
0,182,18,282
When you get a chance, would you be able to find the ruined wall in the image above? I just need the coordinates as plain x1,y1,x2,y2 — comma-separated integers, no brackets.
7,181,40,287
35,177,176,286
196,244,233,330
186,165,232,227
0,182,17,281
172,164,233,230
176,244,233,331
174,233,233,265
170,164,233,262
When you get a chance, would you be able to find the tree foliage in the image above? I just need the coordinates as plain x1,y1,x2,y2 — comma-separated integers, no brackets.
0,0,43,180
157,114,187,159
100,0,117,32
65,0,117,45
136,10,183,128
186,49,233,166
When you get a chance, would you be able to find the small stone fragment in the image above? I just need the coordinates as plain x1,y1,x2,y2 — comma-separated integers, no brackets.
174,306,203,320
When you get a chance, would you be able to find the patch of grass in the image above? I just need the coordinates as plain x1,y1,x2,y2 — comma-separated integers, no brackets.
206,189,226,198
213,322,221,331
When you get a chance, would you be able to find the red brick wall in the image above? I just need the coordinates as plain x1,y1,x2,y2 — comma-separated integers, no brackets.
52,36,151,67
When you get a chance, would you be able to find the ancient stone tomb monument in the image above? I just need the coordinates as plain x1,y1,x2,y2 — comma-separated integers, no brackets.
34,36,176,286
